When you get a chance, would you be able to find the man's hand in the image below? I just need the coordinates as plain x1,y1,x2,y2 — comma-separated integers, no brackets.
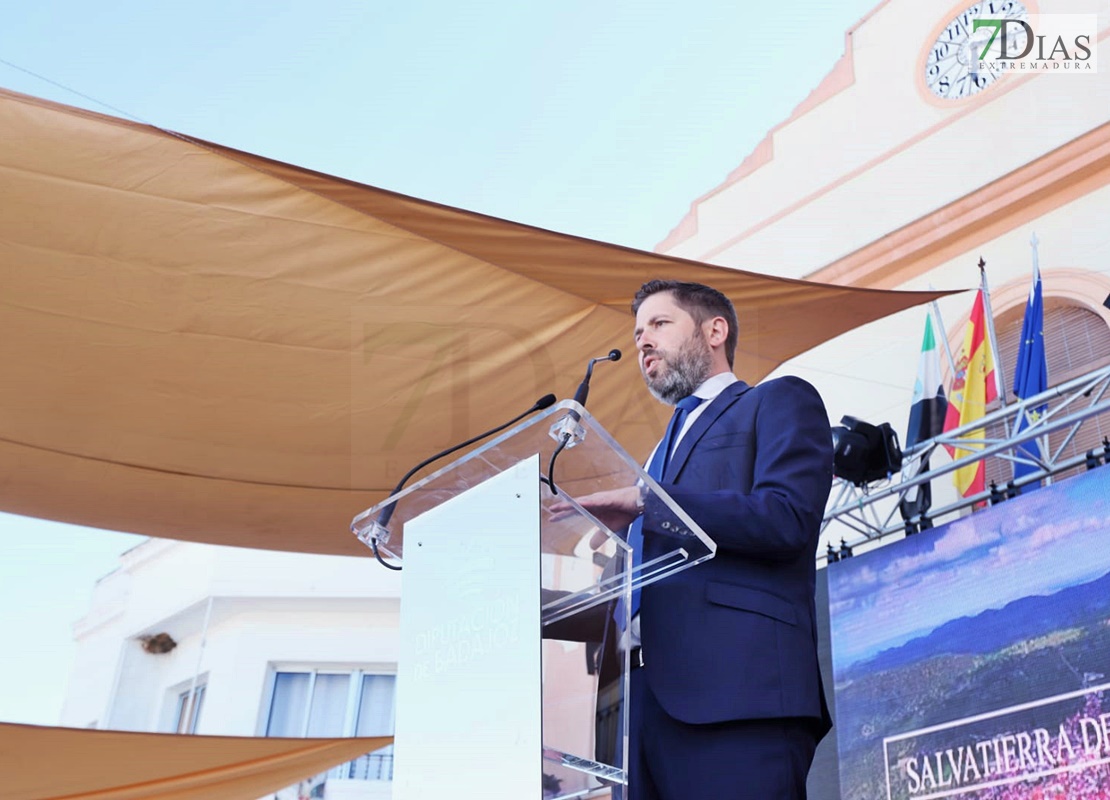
549,486,641,537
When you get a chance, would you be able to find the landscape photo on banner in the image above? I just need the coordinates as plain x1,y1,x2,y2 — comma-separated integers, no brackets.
828,466,1110,800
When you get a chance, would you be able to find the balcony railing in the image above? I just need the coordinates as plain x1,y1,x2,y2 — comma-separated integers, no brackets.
822,362,1110,552
327,749,394,782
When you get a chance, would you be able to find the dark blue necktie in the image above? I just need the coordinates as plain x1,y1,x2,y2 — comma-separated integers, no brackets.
627,394,702,617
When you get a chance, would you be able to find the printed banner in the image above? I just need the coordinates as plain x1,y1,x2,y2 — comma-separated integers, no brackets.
829,468,1110,800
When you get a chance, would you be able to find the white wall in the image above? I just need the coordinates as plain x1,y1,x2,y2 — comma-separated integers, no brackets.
60,539,402,736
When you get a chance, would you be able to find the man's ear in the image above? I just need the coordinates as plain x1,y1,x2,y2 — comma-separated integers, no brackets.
705,316,729,348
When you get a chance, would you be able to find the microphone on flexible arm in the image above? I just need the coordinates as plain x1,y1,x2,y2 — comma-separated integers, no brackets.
368,392,557,571
547,349,622,495
572,349,623,411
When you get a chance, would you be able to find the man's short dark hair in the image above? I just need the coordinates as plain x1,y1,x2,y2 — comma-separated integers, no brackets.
632,279,739,368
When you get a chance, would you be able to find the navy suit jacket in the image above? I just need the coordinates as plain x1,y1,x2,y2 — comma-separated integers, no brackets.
640,375,833,731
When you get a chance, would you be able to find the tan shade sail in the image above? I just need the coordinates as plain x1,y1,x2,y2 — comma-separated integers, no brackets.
0,87,955,556
0,723,390,800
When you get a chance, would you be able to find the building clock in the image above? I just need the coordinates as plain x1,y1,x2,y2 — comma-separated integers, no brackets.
924,1,1031,100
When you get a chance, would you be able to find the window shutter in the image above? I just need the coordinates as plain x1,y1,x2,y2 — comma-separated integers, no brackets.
984,302,1110,488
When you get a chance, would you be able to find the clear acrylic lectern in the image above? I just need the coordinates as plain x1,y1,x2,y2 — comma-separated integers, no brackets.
351,400,715,799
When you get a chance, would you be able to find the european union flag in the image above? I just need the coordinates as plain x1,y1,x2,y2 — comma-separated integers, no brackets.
1012,257,1047,485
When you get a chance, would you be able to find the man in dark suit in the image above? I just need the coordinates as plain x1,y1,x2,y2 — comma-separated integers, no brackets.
570,279,834,800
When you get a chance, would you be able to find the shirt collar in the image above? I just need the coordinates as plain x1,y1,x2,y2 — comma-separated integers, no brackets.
691,371,738,402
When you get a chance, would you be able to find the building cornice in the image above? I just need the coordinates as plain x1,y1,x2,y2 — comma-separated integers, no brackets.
807,122,1110,289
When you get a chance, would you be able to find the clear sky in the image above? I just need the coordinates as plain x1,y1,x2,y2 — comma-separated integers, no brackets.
0,0,880,726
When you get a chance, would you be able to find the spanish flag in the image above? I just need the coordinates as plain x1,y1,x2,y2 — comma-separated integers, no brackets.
943,288,997,497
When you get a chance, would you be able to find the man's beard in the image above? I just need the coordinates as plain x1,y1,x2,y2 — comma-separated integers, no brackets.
644,332,713,405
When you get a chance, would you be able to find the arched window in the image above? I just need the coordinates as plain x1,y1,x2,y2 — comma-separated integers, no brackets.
984,300,1110,488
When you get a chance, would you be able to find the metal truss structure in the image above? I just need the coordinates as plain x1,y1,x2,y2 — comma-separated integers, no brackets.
822,363,1110,556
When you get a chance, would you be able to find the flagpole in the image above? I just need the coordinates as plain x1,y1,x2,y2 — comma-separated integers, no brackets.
929,297,958,377
1029,233,1051,486
978,257,1008,409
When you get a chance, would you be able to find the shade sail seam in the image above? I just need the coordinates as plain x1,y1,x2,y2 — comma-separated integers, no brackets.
0,143,451,251
0,293,614,369
0,297,354,354
0,435,391,493
0,166,425,245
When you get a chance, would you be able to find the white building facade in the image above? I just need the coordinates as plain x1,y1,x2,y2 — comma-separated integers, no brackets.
62,538,401,799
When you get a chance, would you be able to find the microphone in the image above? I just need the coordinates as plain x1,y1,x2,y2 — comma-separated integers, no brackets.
572,349,622,408
548,349,621,496
371,393,557,569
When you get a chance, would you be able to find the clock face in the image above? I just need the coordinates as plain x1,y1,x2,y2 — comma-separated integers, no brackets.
925,1,1031,100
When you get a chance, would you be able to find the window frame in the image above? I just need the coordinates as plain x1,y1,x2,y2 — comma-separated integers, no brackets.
259,665,397,782
262,665,396,737
164,677,207,735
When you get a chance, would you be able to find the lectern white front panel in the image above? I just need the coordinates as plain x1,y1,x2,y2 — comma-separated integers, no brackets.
393,456,540,799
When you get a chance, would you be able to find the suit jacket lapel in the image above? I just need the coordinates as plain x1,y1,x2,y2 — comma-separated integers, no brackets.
664,380,751,482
